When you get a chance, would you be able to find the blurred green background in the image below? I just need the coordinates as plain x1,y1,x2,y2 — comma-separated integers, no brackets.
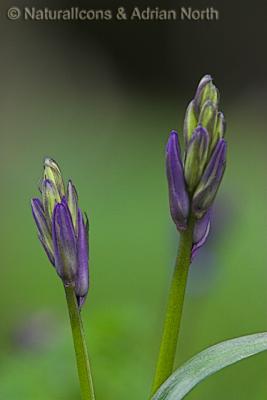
1,1,267,399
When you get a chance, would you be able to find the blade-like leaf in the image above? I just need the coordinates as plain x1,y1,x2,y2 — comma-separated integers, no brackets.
152,332,267,400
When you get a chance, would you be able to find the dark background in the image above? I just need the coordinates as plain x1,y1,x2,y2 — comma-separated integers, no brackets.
2,1,267,98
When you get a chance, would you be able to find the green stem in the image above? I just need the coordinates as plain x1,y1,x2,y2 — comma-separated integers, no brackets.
151,215,195,396
65,286,95,400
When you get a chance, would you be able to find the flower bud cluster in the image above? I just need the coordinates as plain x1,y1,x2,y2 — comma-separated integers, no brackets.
166,75,227,256
31,158,89,307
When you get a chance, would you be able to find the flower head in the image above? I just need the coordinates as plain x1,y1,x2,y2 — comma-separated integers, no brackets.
166,75,227,256
31,158,89,308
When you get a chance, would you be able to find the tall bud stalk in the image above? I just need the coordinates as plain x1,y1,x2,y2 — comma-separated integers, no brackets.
31,158,95,400
151,75,227,395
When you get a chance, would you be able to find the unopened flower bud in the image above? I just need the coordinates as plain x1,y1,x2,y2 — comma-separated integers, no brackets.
199,100,217,137
210,112,226,152
31,198,55,265
167,75,227,257
67,180,78,232
194,75,212,112
192,209,211,259
42,179,61,223
184,125,209,193
192,139,227,218
166,131,189,231
183,100,198,146
199,81,219,109
52,202,78,285
75,209,89,307
31,158,90,308
43,158,65,199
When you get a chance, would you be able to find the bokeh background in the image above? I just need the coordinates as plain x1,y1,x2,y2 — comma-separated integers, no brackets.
0,0,267,399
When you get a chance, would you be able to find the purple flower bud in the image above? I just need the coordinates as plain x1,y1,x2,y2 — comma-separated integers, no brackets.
166,131,189,231
192,209,211,260
194,75,212,99
192,139,227,218
75,209,89,308
52,202,78,285
32,158,90,308
31,198,54,265
166,75,227,257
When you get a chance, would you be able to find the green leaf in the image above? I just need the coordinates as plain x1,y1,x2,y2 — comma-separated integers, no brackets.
152,333,267,400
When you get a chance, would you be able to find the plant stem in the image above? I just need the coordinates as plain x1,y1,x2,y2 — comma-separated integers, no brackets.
65,286,95,400
151,215,195,396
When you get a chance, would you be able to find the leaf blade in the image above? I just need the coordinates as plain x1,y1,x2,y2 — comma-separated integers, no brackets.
152,332,267,400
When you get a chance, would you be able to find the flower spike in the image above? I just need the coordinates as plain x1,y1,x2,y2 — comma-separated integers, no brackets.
166,75,227,257
31,158,90,308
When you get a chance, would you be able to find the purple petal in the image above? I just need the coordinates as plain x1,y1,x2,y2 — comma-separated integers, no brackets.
31,198,47,234
192,209,211,260
75,209,89,308
166,131,189,231
192,139,227,218
52,202,78,284
31,198,54,265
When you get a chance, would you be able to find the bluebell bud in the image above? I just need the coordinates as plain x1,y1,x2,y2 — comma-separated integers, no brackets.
184,125,209,193
31,158,89,308
166,131,189,231
166,75,227,257
192,139,227,219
